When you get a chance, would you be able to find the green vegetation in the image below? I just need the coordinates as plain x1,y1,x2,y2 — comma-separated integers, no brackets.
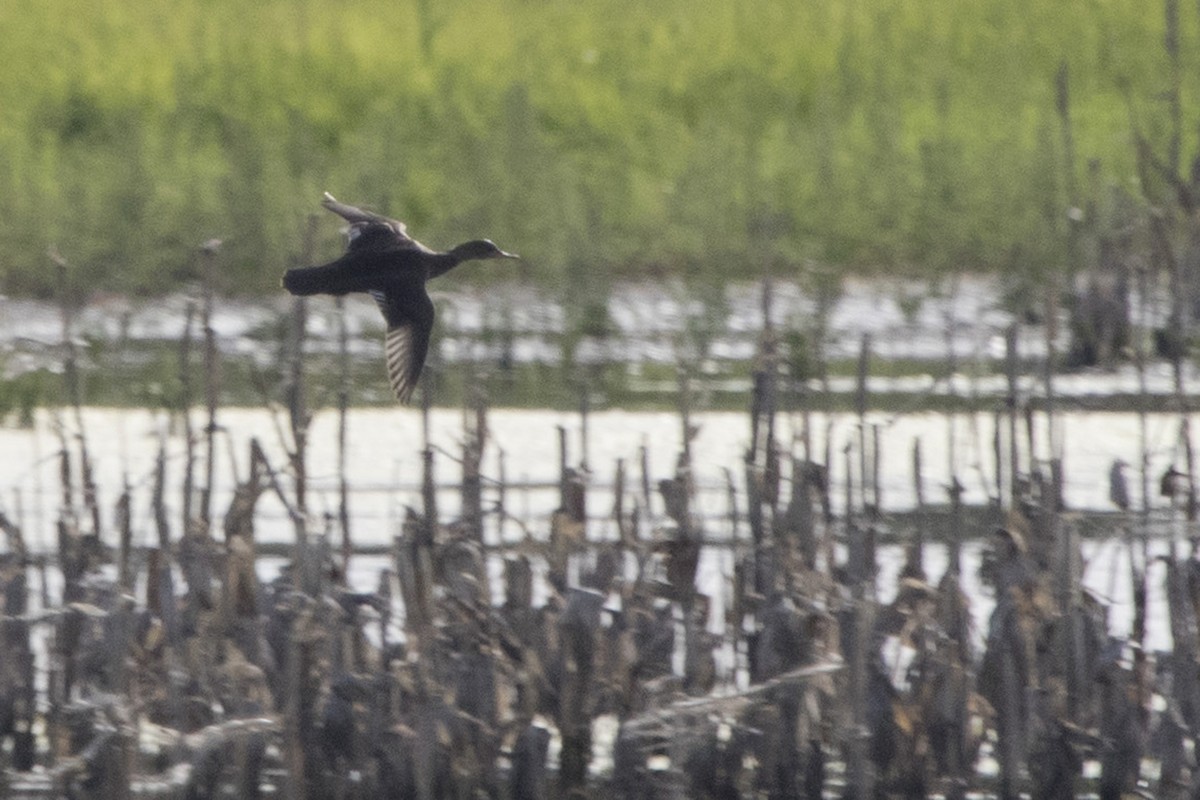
0,0,1190,296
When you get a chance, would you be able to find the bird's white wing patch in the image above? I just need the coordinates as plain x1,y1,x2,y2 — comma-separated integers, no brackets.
384,324,419,403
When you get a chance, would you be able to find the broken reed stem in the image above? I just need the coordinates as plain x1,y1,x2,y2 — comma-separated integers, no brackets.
640,441,653,519
77,435,102,542
855,333,870,515
558,425,569,507
579,370,591,474
201,242,221,535
1005,324,1020,510
116,488,132,593
336,295,352,581
871,422,882,515
151,434,185,732
284,609,310,800
421,446,438,548
50,249,103,540
1132,261,1152,716
497,447,509,542
723,466,740,542
912,437,925,569
1043,278,1060,465
463,371,488,545
285,215,319,593
52,416,75,530
846,521,876,800
678,362,693,470
289,215,319,512
179,301,197,534
843,441,855,531
286,292,308,520
613,457,628,544
992,409,1003,505
912,437,925,510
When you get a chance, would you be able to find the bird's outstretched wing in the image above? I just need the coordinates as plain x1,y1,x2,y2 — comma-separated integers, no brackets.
282,249,415,296
322,192,406,232
322,192,423,251
373,286,435,404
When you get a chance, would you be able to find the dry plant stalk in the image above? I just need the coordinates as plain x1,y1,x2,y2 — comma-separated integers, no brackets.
201,240,223,534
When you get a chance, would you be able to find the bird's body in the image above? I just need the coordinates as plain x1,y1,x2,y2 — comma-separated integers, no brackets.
282,193,517,402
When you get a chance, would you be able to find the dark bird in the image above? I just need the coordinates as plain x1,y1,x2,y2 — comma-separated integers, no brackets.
283,193,519,402
1108,458,1130,512
1161,465,1189,502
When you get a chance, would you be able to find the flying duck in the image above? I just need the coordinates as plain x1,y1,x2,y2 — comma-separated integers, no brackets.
283,193,518,403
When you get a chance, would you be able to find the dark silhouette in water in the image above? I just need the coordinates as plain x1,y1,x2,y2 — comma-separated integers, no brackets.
283,193,518,402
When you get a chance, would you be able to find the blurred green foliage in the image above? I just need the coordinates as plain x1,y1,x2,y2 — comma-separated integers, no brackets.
0,0,1188,295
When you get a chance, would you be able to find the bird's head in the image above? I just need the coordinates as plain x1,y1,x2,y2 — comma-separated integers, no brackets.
449,239,520,263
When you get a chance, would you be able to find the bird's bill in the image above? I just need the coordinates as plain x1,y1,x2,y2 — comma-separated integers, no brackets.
496,250,520,259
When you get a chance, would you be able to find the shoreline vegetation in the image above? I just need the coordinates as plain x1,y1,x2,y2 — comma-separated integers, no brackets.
0,262,1191,799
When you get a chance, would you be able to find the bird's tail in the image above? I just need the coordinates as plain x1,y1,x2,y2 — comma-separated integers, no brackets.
282,264,336,296
282,260,377,296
